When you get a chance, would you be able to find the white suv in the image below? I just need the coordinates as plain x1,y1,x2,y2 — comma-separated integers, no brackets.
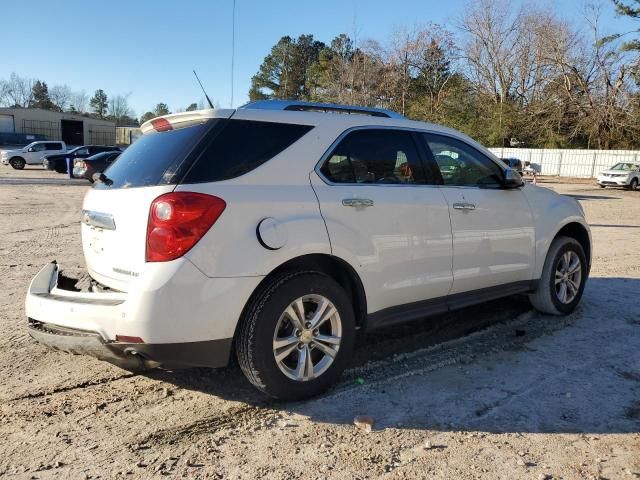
1,141,66,169
26,101,591,399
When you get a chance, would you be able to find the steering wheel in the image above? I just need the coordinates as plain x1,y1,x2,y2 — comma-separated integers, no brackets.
377,174,401,184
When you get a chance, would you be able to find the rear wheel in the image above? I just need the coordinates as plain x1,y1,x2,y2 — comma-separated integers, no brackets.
529,236,587,315
9,157,25,170
236,271,355,400
630,178,639,191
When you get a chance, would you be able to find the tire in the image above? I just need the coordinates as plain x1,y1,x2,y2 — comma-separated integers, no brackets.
9,157,25,170
529,236,588,315
630,178,639,191
236,270,356,400
598,184,606,188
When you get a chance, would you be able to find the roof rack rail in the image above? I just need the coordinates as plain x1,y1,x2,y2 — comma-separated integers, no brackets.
239,100,403,119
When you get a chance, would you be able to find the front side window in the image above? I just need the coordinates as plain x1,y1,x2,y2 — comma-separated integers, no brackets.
423,134,503,187
320,129,425,184
32,143,47,152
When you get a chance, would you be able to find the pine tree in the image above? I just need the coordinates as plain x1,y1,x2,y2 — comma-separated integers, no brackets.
612,0,640,51
249,35,325,100
31,80,55,110
90,89,108,118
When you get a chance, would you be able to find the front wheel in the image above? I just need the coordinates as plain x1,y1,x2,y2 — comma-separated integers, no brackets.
10,157,25,170
529,236,588,315
236,271,355,400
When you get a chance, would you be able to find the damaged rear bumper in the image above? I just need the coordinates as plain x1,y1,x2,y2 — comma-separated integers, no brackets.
25,262,234,370
27,319,232,371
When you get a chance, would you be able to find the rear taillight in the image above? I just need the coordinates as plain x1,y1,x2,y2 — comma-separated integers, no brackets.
146,192,226,262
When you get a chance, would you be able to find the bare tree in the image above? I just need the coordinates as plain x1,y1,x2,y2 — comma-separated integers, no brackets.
71,90,89,113
108,93,133,123
0,79,9,107
49,85,73,111
1,73,34,107
538,5,636,148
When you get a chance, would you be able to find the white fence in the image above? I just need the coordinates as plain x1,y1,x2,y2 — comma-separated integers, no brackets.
488,147,640,178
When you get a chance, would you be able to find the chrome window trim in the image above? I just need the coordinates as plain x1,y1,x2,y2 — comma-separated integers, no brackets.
313,125,508,189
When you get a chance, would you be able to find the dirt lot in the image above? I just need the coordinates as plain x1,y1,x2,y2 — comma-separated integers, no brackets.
0,165,638,479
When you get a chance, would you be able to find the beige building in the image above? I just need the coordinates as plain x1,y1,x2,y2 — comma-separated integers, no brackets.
0,107,116,145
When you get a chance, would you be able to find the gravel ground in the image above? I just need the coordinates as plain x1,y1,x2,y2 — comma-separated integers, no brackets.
0,165,638,479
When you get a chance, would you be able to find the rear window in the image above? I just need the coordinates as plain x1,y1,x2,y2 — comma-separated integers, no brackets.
182,120,313,183
95,123,209,189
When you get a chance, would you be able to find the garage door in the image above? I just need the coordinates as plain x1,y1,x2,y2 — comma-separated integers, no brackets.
0,114,15,133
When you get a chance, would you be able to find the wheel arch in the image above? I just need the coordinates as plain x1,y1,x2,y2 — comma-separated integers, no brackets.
235,253,368,339
552,221,591,270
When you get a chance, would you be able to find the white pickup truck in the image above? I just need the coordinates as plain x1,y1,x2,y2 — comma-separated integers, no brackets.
1,141,66,169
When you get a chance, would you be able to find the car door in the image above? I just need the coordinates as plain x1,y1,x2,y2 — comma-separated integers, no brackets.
310,128,453,319
421,133,535,296
26,143,47,164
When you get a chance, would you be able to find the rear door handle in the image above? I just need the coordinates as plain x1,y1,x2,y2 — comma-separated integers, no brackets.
452,202,476,211
342,198,374,208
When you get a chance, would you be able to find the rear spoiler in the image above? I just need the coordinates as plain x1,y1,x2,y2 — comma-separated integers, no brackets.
140,109,235,134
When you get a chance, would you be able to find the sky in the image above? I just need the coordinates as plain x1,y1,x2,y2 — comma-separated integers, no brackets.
1,0,637,118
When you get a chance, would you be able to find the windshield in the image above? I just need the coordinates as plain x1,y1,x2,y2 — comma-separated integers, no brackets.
610,162,638,171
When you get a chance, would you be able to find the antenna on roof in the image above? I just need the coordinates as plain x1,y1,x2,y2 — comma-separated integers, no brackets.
192,70,215,109
230,0,236,107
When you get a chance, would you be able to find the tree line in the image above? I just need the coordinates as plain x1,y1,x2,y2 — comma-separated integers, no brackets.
249,0,640,149
0,74,203,127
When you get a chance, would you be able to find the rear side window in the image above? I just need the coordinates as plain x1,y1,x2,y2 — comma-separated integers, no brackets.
320,129,425,184
46,143,63,150
96,123,209,189
182,120,313,183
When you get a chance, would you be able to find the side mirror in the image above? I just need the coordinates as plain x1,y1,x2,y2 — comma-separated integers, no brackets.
502,168,524,189
28,147,35,152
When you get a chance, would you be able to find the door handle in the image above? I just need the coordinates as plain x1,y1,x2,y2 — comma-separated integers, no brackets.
452,202,476,211
342,198,374,208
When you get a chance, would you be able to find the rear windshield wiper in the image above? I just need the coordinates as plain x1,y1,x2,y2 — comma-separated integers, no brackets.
93,172,113,186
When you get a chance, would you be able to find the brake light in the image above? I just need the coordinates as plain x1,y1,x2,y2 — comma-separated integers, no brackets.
150,118,173,132
146,192,226,262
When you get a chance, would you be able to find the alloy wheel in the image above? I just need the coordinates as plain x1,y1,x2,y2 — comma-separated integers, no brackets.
554,250,582,304
272,294,342,382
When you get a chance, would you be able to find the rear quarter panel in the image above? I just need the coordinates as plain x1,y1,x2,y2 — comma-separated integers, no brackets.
182,182,331,277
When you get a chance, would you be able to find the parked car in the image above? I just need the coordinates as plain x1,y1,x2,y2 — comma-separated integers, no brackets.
73,151,122,181
1,141,66,169
43,145,121,174
500,157,523,174
25,101,591,400
596,162,640,190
